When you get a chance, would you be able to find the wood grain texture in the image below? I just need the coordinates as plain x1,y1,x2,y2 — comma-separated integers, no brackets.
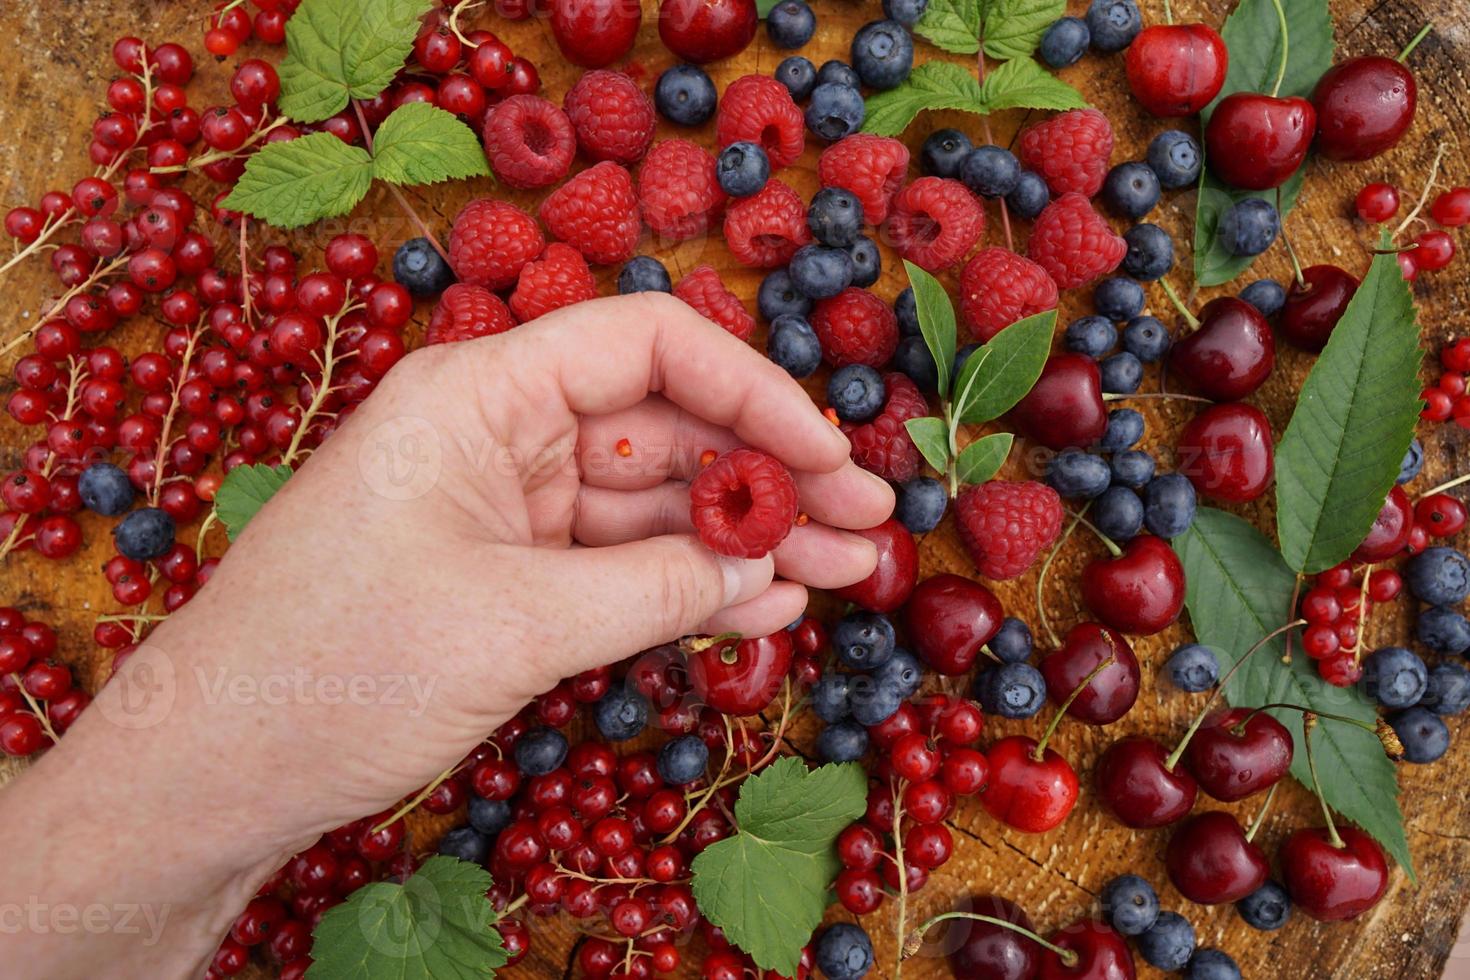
2,1,1469,977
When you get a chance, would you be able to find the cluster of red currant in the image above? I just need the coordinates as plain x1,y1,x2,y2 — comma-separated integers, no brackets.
0,610,83,758
1299,563,1405,686
1419,334,1470,427
203,0,296,57
1355,181,1467,281
402,8,541,119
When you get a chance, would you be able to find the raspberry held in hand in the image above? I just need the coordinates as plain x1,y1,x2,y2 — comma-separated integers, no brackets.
689,448,799,559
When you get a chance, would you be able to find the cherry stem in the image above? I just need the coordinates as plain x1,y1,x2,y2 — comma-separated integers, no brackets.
1244,782,1279,843
1036,504,1089,648
1398,22,1433,62
1284,573,1303,662
1302,714,1345,848
1068,509,1122,558
1268,0,1290,98
903,912,1077,967
1033,650,1115,761
1159,279,1199,331
1104,392,1212,405
1277,192,1308,288
1394,143,1449,240
351,100,452,263
973,44,1015,254
1162,0,1173,25
1418,472,1470,500
1234,701,1381,737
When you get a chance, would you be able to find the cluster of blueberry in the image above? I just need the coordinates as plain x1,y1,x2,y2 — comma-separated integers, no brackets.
1099,873,1246,978
812,613,924,759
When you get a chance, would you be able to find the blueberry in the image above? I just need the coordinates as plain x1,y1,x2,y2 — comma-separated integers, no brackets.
1417,604,1470,655
113,507,175,561
1185,949,1241,980
895,477,947,533
716,141,770,198
808,187,864,247
654,64,717,126
847,236,881,287
960,145,1020,198
437,826,490,864
657,734,710,784
789,243,855,299
1064,316,1117,358
833,612,896,670
1113,450,1157,489
1236,880,1291,930
1086,0,1143,53
467,796,513,835
817,720,870,762
1098,408,1144,452
1405,546,1470,605
1094,277,1145,321
1389,706,1451,763
975,662,1046,718
1099,874,1159,936
1422,662,1470,716
759,267,814,320
618,256,673,295
828,364,887,423
1047,450,1113,498
851,19,913,90
952,342,981,379
1137,911,1195,971
815,923,874,980
1094,485,1145,541
775,56,818,102
1006,171,1051,219
767,314,823,378
1240,278,1286,317
1040,16,1090,68
1147,130,1202,189
1398,438,1424,484
392,237,455,296
894,335,940,390
1122,223,1175,281
876,648,923,698
1143,472,1196,536
1218,198,1280,257
812,672,852,722
1363,646,1429,709
806,83,866,141
79,462,134,517
848,674,902,725
990,617,1033,663
1167,643,1220,692
513,726,568,776
594,688,649,741
767,0,816,49
1102,161,1160,219
920,128,973,178
817,60,862,89
1122,315,1170,362
895,286,919,335
882,0,929,27
1100,352,1143,393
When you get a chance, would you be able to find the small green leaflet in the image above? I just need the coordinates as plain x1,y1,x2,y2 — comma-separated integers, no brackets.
222,132,374,228
214,463,293,541
1173,508,1413,880
371,103,492,186
956,309,1055,424
1194,172,1305,288
956,432,1014,484
279,0,436,123
904,260,957,396
905,416,951,474
1275,238,1423,573
914,0,1065,60
862,60,1084,137
978,56,1086,113
307,856,508,980
914,0,982,53
690,758,868,975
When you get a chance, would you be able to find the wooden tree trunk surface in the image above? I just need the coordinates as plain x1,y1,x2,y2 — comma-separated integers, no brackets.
2,0,1470,977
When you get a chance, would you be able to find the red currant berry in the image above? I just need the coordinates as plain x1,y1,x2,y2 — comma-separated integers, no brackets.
1431,187,1470,227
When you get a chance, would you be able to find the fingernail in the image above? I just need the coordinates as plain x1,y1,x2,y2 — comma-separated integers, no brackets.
717,554,774,606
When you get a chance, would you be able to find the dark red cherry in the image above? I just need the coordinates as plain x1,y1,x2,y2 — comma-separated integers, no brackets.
834,517,918,613
947,895,1040,980
1312,56,1417,162
1124,24,1228,117
1039,623,1139,725
1010,354,1107,451
1279,825,1389,920
1165,810,1269,904
1280,265,1359,351
657,0,758,64
686,631,792,716
1176,403,1274,503
1080,536,1185,636
1094,736,1198,828
980,735,1079,834
1038,919,1136,980
1184,707,1294,802
904,573,1003,676
1204,92,1316,190
1168,297,1275,401
1350,485,1413,562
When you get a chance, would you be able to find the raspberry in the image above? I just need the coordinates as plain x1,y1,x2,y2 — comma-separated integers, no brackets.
1028,192,1127,290
509,243,597,322
673,266,756,341
886,177,985,271
723,179,812,268
954,480,1063,580
638,139,726,242
715,75,806,171
689,448,799,559
812,288,899,367
1017,108,1114,198
959,247,1059,342
481,95,576,189
818,134,911,224
563,70,656,165
842,373,927,482
426,284,517,345
448,199,545,291
538,162,641,266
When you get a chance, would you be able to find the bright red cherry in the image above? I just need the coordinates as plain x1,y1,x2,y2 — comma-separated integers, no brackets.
1094,736,1198,828
1312,56,1417,162
946,895,1041,980
658,0,758,64
1184,707,1294,802
1080,536,1185,636
1010,354,1107,451
1168,297,1275,401
1280,265,1359,351
834,517,918,613
1124,24,1228,117
1204,92,1316,190
1165,810,1269,904
1176,403,1274,503
1039,623,1138,725
904,573,1003,675
1280,825,1389,920
1350,485,1413,562
980,735,1079,834
1038,919,1136,980
550,0,641,68
686,631,792,715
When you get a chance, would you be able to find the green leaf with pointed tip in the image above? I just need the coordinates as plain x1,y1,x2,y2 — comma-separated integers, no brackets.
981,0,1067,61
903,260,957,397
956,310,1055,424
977,56,1087,113
913,0,982,53
214,463,293,541
221,133,374,229
956,432,1014,485
905,417,951,474
1194,170,1305,288
278,0,437,123
861,62,989,137
372,103,491,185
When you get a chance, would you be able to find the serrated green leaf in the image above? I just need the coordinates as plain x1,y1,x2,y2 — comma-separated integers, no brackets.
691,759,868,975
1275,242,1423,573
307,856,507,980
956,310,1055,424
982,0,1067,60
905,417,951,474
279,0,437,123
977,56,1087,113
1193,170,1305,287
956,432,1014,485
904,260,957,396
862,62,988,136
214,463,294,541
1174,508,1413,881
221,133,374,229
372,103,491,185
914,0,982,53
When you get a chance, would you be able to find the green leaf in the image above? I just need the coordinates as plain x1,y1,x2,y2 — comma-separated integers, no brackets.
307,856,508,980
691,759,868,975
903,260,957,397
905,417,951,474
372,103,491,185
981,0,1067,60
1275,241,1423,573
914,0,982,53
1174,508,1413,881
956,310,1056,423
956,432,1014,485
757,0,781,15
279,0,437,123
1193,170,1305,287
214,463,293,542
977,56,1087,113
221,133,374,229
862,62,988,136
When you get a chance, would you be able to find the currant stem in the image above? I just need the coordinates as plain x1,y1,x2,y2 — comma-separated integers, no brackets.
149,323,204,506
371,763,460,833
1398,22,1433,62
658,714,734,844
283,299,361,466
0,212,80,282
1033,651,1115,761
891,777,910,979
447,0,486,48
0,254,131,359
1302,714,1345,848
1104,392,1212,405
1394,143,1449,239
903,912,1078,967
1416,471,1470,500
1036,504,1089,648
1159,279,1199,330
1268,0,1290,99
1244,782,1279,843
1068,509,1122,558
